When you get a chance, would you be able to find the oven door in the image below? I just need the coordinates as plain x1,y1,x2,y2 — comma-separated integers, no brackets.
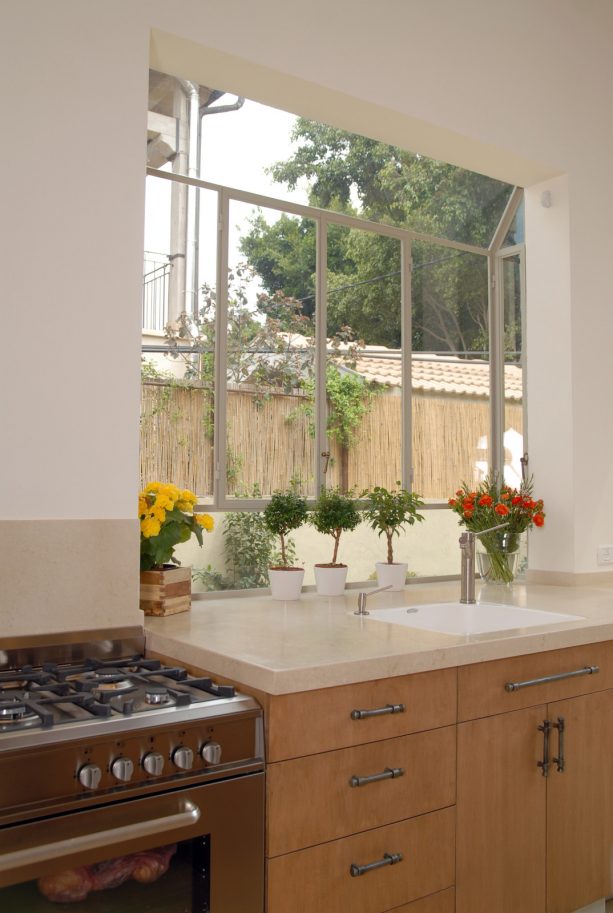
0,772,264,913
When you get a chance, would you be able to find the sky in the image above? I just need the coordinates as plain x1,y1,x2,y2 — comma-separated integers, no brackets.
144,98,306,299
200,99,304,201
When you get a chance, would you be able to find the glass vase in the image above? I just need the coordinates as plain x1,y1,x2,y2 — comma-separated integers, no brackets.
476,547,518,585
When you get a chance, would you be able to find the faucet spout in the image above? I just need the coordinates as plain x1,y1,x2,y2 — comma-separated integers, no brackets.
354,584,392,616
459,522,509,604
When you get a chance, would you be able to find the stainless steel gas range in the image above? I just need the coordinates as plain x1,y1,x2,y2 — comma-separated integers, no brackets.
0,628,265,913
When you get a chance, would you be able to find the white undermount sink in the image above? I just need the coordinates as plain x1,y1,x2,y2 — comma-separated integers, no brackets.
364,602,584,636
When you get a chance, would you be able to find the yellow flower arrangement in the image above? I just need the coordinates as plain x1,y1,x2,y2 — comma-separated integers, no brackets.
139,482,214,571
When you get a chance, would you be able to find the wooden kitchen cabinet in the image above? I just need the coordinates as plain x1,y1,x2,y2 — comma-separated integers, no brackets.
151,637,613,913
457,644,613,913
265,668,458,913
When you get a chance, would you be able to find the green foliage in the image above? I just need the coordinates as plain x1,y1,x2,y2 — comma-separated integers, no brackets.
140,506,204,571
363,484,425,564
193,487,298,591
240,118,514,354
141,358,173,381
310,487,362,565
263,488,308,567
326,368,377,448
290,366,380,450
268,119,511,243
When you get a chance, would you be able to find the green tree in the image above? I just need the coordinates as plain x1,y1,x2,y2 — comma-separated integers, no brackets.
239,119,513,354
310,487,362,566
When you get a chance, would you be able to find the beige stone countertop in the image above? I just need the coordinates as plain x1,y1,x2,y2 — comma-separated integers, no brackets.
144,581,613,695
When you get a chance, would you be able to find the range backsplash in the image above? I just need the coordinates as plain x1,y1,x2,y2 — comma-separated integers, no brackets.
0,519,142,637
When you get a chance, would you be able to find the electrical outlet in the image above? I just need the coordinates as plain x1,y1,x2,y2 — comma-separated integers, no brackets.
597,545,613,565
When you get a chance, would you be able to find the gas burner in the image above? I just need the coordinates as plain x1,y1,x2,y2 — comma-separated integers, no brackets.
72,671,136,696
145,685,170,705
0,697,36,722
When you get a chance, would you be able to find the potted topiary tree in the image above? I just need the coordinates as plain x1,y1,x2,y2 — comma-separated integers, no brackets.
310,487,362,596
363,483,425,590
263,488,308,600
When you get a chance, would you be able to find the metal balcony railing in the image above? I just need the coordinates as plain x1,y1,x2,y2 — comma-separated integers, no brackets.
142,253,171,331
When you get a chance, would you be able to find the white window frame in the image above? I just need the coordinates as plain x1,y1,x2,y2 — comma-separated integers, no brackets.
145,166,524,510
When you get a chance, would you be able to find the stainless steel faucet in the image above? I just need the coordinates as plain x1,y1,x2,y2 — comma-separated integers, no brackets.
354,585,392,615
460,523,509,604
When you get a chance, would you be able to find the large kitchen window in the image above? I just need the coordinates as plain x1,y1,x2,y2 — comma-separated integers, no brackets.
142,71,525,587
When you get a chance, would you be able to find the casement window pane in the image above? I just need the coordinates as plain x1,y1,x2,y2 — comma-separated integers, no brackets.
410,242,490,499
225,201,317,498
502,253,524,488
140,183,217,502
325,224,403,492
503,199,525,247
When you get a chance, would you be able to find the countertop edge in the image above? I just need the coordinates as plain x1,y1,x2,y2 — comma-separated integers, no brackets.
145,619,613,695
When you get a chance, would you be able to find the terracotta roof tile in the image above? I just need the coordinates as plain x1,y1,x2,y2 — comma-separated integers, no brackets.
353,349,522,400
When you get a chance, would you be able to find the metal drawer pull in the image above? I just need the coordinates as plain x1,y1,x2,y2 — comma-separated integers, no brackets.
350,767,405,788
350,703,405,720
350,852,403,877
537,719,551,777
553,716,565,773
505,665,599,692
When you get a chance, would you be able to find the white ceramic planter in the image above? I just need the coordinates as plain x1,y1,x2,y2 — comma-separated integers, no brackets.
314,564,348,596
268,568,305,601
375,561,408,591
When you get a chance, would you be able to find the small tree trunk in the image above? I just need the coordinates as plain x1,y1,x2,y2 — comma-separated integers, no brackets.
386,531,394,564
280,532,286,567
332,530,341,565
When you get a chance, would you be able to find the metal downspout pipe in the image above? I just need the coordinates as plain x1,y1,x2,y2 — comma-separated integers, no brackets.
178,80,201,318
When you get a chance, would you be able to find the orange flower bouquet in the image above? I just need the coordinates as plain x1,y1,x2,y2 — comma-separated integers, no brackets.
449,474,545,583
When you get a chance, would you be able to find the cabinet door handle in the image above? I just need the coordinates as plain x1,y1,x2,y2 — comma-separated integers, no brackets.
350,703,405,720
537,719,551,777
553,716,565,773
505,665,599,692
350,852,403,877
350,767,405,788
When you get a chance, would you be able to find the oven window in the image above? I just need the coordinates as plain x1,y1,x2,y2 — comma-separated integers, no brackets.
0,837,210,913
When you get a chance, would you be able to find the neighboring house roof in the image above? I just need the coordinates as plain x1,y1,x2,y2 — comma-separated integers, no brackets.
353,348,523,401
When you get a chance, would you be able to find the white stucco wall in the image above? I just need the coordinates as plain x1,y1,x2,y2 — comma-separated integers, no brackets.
3,0,613,607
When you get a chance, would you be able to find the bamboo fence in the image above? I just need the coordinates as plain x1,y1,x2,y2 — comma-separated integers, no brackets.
140,381,523,500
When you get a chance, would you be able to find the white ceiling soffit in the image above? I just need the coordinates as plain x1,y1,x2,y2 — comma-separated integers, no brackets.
150,28,563,188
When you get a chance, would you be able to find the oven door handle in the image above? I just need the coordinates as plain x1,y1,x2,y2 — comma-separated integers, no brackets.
0,797,200,881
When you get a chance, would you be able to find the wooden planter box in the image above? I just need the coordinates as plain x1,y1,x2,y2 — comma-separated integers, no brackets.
139,565,192,616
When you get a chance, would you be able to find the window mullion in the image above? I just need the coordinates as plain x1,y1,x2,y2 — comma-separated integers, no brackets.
315,217,328,493
489,252,504,477
401,237,413,489
213,189,230,508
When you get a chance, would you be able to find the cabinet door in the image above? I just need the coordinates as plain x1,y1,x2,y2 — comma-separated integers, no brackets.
457,705,547,913
547,689,613,913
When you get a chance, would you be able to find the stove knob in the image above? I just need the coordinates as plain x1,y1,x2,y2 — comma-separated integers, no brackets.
200,742,222,765
142,752,165,777
78,763,102,790
172,746,194,770
111,757,134,782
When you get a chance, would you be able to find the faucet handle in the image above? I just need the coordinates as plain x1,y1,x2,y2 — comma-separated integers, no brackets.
368,584,393,597
354,584,392,616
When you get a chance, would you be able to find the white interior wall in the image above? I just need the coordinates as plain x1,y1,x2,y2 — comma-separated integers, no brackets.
3,0,613,593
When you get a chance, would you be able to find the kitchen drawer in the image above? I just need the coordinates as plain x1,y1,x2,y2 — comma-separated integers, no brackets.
266,806,455,913
267,725,455,855
387,887,455,913
458,640,613,721
266,667,456,761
